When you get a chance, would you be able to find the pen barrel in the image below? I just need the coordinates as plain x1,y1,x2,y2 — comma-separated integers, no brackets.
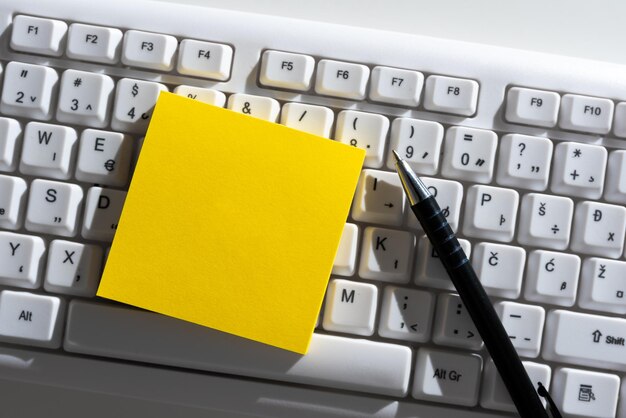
412,197,549,418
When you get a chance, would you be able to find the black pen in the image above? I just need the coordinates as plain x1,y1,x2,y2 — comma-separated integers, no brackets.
392,150,556,418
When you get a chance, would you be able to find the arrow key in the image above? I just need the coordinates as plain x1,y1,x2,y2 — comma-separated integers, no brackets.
378,286,434,342
351,169,405,226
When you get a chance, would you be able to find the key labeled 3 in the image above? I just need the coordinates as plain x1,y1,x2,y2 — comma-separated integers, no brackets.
56,69,115,128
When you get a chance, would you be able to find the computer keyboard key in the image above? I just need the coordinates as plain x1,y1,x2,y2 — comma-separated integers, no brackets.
44,240,103,297
0,174,27,230
315,59,369,100
524,250,580,307
331,223,358,276
571,201,626,258
494,301,544,358
259,50,314,91
406,177,463,231
173,85,226,107
433,293,483,350
66,23,123,64
227,93,280,122
0,117,22,172
322,279,377,336
612,102,626,138
19,122,78,180
56,69,115,127
10,15,67,57
378,286,434,343
552,368,619,418
412,348,482,406
358,227,415,283
472,242,526,299
0,231,46,289
280,102,333,137
517,193,574,250
369,66,423,107
351,169,405,226
579,258,626,315
505,87,560,128
81,187,126,242
496,133,553,191
121,30,177,71
335,110,389,168
0,290,64,348
551,141,607,199
414,235,471,291
603,150,626,204
559,94,614,135
75,129,133,187
463,185,519,242
423,75,479,116
25,179,83,237
112,78,167,134
386,118,444,175
177,39,233,80
0,62,59,120
441,126,497,183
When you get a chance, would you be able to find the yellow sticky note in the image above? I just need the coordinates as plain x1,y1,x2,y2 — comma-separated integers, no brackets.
97,92,365,354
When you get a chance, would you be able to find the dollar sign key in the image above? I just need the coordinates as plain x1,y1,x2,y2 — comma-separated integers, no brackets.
131,83,139,97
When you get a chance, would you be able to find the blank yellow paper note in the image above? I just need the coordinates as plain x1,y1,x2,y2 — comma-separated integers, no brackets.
97,92,365,354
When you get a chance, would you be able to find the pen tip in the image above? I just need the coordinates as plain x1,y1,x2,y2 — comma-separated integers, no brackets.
391,149,401,163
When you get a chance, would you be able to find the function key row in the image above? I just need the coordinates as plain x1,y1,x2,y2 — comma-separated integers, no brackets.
9,15,233,80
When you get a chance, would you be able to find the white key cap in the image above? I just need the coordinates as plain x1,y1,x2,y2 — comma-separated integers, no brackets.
280,102,333,137
571,201,626,258
495,301,544,357
358,227,415,283
25,179,83,237
19,122,78,180
369,66,423,106
472,243,526,299
433,293,482,350
414,235,471,290
406,177,463,231
612,102,626,138
505,87,560,128
579,258,626,315
332,223,358,276
315,59,369,100
10,15,67,57
177,39,232,80
0,232,46,289
81,187,126,242
112,78,167,134
121,30,177,71
65,301,412,397
412,348,482,406
385,118,443,175
75,129,133,187
259,50,314,91
517,193,574,250
351,169,405,226
66,23,123,64
543,310,626,371
0,62,59,120
0,290,64,348
551,142,607,199
603,150,626,204
335,110,389,168
0,175,27,230
173,86,226,107
56,69,115,127
227,93,280,122
44,241,103,297
552,368,619,418
322,279,377,336
481,360,551,412
441,126,497,183
496,134,553,191
0,117,22,172
378,286,434,342
524,250,580,307
423,75,479,116
559,94,614,135
463,185,519,242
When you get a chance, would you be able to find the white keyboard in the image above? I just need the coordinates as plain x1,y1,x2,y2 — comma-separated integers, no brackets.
1,1,626,417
